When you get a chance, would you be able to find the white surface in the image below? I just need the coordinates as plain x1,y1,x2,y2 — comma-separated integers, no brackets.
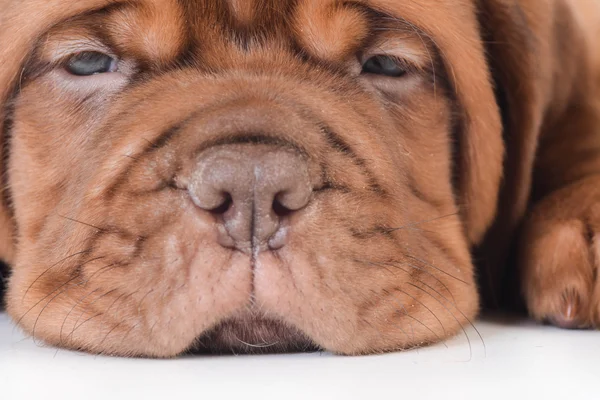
0,312,598,400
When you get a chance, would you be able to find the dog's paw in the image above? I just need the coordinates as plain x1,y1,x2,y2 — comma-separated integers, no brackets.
519,181,600,329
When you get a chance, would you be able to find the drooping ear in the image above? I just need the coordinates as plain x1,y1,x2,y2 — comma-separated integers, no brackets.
474,0,589,306
477,0,588,234
476,0,549,242
469,0,546,307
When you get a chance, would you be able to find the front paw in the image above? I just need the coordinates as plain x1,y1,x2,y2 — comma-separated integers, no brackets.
519,180,600,329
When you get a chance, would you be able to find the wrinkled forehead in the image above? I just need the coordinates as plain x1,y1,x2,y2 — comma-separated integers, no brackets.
1,0,487,125
6,0,478,58
178,0,476,28
21,0,478,72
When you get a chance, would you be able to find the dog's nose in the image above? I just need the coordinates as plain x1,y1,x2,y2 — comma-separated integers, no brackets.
189,145,312,253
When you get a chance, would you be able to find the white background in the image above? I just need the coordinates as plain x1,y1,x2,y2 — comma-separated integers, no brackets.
1,312,598,400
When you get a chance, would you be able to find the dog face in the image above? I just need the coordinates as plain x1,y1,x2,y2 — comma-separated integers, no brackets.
0,0,504,357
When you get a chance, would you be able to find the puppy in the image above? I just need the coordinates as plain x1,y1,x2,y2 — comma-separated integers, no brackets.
0,0,599,357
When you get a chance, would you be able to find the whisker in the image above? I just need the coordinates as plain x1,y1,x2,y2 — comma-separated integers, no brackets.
407,282,484,360
120,323,140,350
123,154,141,162
386,212,460,232
408,285,471,360
15,273,83,329
82,262,118,284
79,287,153,352
361,310,412,343
405,254,469,285
68,288,122,340
381,288,447,347
92,290,144,350
137,289,155,316
58,288,101,346
409,280,486,358
394,287,447,336
57,214,105,232
67,312,103,339
404,262,458,303
31,275,82,346
104,292,129,316
148,320,159,338
22,250,90,301
375,288,415,340
361,259,458,303
65,260,121,329
236,338,280,349
45,257,113,338
96,321,124,354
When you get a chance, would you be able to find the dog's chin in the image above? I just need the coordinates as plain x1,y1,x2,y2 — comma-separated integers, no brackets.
192,315,319,355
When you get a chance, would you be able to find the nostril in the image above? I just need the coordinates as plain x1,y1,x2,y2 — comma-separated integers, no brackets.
272,195,295,218
189,144,313,252
209,192,233,215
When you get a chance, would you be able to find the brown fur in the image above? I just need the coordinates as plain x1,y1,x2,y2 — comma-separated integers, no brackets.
0,0,598,357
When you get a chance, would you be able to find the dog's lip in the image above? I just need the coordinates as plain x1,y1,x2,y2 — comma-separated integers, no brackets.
191,314,319,354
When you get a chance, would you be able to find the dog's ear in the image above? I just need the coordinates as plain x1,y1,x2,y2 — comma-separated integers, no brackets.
476,0,549,243
477,0,590,234
474,0,594,305
468,0,548,307
452,0,579,248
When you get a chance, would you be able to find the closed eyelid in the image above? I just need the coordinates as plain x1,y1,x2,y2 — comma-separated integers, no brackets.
21,35,116,83
39,37,115,63
24,3,130,70
363,33,436,69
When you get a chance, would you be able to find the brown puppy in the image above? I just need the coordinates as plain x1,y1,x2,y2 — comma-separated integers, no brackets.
0,0,598,357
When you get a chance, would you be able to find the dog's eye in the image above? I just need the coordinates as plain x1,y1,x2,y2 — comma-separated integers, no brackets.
66,52,118,76
361,55,406,77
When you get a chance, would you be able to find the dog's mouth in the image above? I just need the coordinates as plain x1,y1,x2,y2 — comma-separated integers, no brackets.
189,256,320,355
192,314,319,355
0,261,8,309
